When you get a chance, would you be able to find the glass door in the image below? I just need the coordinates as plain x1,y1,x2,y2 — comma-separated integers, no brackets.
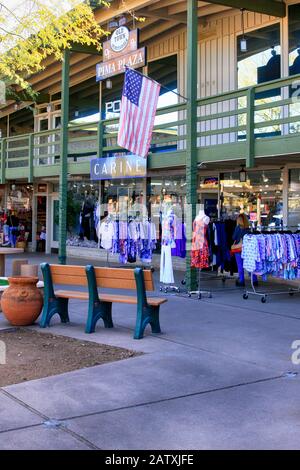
50,197,59,249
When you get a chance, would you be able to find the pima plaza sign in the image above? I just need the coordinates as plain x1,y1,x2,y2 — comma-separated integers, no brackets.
91,155,147,180
96,48,146,81
96,27,146,81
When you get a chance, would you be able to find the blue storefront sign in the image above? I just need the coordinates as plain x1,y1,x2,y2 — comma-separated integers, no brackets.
90,155,147,180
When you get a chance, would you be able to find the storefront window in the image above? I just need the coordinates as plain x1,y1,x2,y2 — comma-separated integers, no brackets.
237,23,281,90
288,169,300,228
66,178,146,247
103,179,145,220
289,4,300,134
237,23,281,139
198,177,219,219
148,176,186,253
220,170,283,227
198,170,283,228
1,184,33,246
67,181,99,247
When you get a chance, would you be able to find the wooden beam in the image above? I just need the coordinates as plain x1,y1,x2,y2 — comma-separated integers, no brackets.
149,0,185,11
198,4,232,16
94,0,156,24
141,20,181,42
138,8,187,23
5,90,50,104
207,0,286,18
70,43,101,55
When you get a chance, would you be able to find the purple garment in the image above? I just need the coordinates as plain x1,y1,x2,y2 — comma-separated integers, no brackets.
171,223,186,258
235,252,257,283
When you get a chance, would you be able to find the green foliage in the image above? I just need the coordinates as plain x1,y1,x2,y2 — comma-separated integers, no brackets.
0,1,108,98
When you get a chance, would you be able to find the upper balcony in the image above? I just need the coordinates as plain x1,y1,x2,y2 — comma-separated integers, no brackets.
1,73,300,182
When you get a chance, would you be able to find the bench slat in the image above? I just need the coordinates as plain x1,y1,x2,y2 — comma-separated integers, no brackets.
55,290,88,300
52,275,87,286
55,290,167,307
50,265,154,291
50,264,153,281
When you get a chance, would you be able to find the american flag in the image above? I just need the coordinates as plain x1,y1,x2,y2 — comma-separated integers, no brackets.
117,67,161,158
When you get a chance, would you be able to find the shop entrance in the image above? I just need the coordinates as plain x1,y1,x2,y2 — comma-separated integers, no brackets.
35,195,47,252
50,196,59,251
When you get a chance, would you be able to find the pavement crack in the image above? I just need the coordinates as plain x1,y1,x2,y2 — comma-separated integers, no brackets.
0,388,100,450
61,373,284,423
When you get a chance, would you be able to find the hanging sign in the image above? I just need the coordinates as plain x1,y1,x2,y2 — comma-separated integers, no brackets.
103,28,138,61
96,48,146,81
91,155,147,180
96,28,145,81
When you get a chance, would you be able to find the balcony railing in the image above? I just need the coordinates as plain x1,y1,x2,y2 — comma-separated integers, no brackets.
2,73,300,181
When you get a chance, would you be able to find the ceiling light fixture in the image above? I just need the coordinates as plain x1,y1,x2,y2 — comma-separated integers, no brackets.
240,9,247,53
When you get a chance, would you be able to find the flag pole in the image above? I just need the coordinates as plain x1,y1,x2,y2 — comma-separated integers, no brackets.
124,66,189,103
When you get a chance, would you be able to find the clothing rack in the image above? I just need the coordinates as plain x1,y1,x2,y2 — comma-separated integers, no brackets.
187,268,212,300
242,230,300,303
243,272,300,303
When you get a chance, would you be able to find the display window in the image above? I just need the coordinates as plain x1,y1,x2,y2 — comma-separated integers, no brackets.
288,168,300,228
198,170,283,228
0,184,33,247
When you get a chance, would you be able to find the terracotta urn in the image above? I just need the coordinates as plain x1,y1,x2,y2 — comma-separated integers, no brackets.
1,277,43,326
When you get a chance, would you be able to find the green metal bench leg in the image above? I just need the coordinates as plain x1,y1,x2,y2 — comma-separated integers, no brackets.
57,298,70,323
149,305,161,334
40,262,70,328
40,297,70,328
134,267,162,339
134,305,162,339
85,301,113,334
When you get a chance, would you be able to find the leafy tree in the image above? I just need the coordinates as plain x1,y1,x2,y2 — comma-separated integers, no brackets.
0,0,108,99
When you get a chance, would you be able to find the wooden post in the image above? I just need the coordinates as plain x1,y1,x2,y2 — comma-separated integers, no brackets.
246,87,255,168
28,134,34,183
1,138,6,184
58,49,70,265
185,0,198,291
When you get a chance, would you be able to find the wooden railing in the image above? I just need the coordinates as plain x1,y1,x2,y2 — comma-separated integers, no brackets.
2,74,300,181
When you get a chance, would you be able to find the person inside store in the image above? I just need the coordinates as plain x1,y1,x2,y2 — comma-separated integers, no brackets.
79,194,94,241
4,211,19,247
232,213,258,287
37,225,46,252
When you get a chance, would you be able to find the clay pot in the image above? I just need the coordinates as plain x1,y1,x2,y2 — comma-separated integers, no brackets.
1,277,43,326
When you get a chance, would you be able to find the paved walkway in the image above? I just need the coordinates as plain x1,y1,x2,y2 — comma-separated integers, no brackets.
0,253,300,449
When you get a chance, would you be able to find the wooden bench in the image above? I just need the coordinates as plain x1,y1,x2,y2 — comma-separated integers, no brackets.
40,263,167,339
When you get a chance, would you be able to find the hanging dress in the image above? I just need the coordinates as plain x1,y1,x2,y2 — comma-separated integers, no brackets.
191,217,210,269
160,210,176,284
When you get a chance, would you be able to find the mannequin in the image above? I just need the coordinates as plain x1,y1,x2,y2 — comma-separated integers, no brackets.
191,205,210,269
160,201,176,285
195,205,210,225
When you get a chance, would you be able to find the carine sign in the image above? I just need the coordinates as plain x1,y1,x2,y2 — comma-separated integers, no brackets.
90,155,147,180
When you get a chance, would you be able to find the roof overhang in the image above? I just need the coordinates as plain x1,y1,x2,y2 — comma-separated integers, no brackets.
207,0,286,18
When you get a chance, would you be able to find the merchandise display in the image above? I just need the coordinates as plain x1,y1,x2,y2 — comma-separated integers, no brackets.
97,216,157,265
242,232,300,280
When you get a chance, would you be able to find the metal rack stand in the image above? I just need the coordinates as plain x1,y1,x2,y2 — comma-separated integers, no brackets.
159,284,180,294
243,272,300,303
182,268,234,286
187,268,212,300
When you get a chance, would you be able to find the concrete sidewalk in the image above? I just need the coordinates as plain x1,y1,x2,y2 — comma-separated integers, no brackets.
0,253,300,449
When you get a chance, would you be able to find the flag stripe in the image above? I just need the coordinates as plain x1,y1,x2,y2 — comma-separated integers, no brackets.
137,78,152,157
117,68,161,158
140,80,159,157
